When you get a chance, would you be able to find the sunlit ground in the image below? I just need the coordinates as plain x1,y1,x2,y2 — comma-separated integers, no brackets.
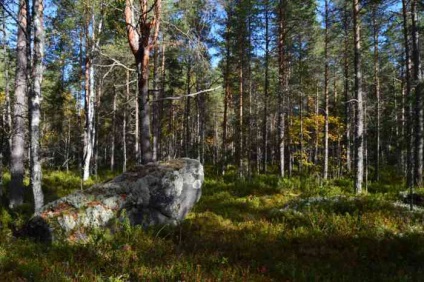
1,168,423,281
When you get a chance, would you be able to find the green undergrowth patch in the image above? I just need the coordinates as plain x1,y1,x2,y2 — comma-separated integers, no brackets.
1,170,424,280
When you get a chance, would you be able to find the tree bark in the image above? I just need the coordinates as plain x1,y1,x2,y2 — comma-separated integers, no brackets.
152,46,160,162
2,8,12,156
9,0,29,208
353,0,364,194
343,1,351,173
221,8,232,175
372,5,381,182
402,0,413,190
262,0,269,173
278,0,286,178
184,60,191,158
82,7,99,181
411,0,423,187
125,0,161,165
111,86,117,171
323,0,330,180
82,54,94,181
237,58,243,177
29,0,45,211
123,70,130,172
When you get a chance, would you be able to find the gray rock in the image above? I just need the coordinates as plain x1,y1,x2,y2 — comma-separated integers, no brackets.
26,158,204,242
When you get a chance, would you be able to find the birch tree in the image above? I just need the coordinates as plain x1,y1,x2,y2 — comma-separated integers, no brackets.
353,0,364,194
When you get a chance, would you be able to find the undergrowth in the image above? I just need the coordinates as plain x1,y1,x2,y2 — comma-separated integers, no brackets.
0,169,423,281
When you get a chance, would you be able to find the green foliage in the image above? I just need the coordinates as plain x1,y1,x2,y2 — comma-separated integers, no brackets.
1,170,424,280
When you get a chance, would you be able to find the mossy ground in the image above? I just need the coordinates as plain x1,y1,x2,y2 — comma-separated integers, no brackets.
1,168,424,281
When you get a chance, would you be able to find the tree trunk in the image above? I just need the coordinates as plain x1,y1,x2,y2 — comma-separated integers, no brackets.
401,0,413,200
160,43,165,160
412,0,423,187
372,6,381,182
353,0,364,194
2,8,12,155
221,9,231,175
238,60,243,177
314,85,319,165
111,86,117,171
323,0,330,180
263,0,269,173
343,2,351,173
184,60,191,158
138,48,153,164
29,0,45,211
278,0,286,178
9,0,29,208
1,8,9,198
152,46,160,162
82,53,94,181
93,80,102,176
135,74,140,163
123,70,130,172
124,0,161,165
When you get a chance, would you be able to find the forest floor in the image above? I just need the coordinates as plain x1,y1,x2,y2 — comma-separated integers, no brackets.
1,167,424,281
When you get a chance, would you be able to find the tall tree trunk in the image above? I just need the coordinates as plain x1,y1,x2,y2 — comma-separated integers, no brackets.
139,48,153,164
221,9,231,175
111,86,117,171
82,10,96,181
1,8,9,198
314,85,319,165
29,0,44,211
125,0,161,165
263,0,269,173
323,0,330,180
2,8,12,155
83,54,94,181
412,0,423,187
160,43,165,160
372,6,381,182
278,0,286,178
237,60,243,177
402,0,413,190
184,60,191,158
364,85,368,191
93,80,102,176
288,89,293,177
298,35,304,175
152,46,159,162
9,0,29,208
343,2,351,173
135,74,140,163
353,0,364,194
123,70,130,172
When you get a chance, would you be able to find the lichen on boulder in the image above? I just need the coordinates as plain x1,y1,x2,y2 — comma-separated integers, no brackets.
26,158,204,242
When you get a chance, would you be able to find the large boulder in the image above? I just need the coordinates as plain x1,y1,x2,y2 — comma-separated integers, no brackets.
26,158,204,242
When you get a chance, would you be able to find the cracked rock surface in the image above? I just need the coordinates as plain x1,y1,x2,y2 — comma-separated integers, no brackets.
26,159,204,242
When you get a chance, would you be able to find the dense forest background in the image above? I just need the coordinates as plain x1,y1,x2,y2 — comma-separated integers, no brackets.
2,0,423,206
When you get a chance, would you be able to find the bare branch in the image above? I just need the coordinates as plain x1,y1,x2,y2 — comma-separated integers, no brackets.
97,49,136,71
151,86,222,102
